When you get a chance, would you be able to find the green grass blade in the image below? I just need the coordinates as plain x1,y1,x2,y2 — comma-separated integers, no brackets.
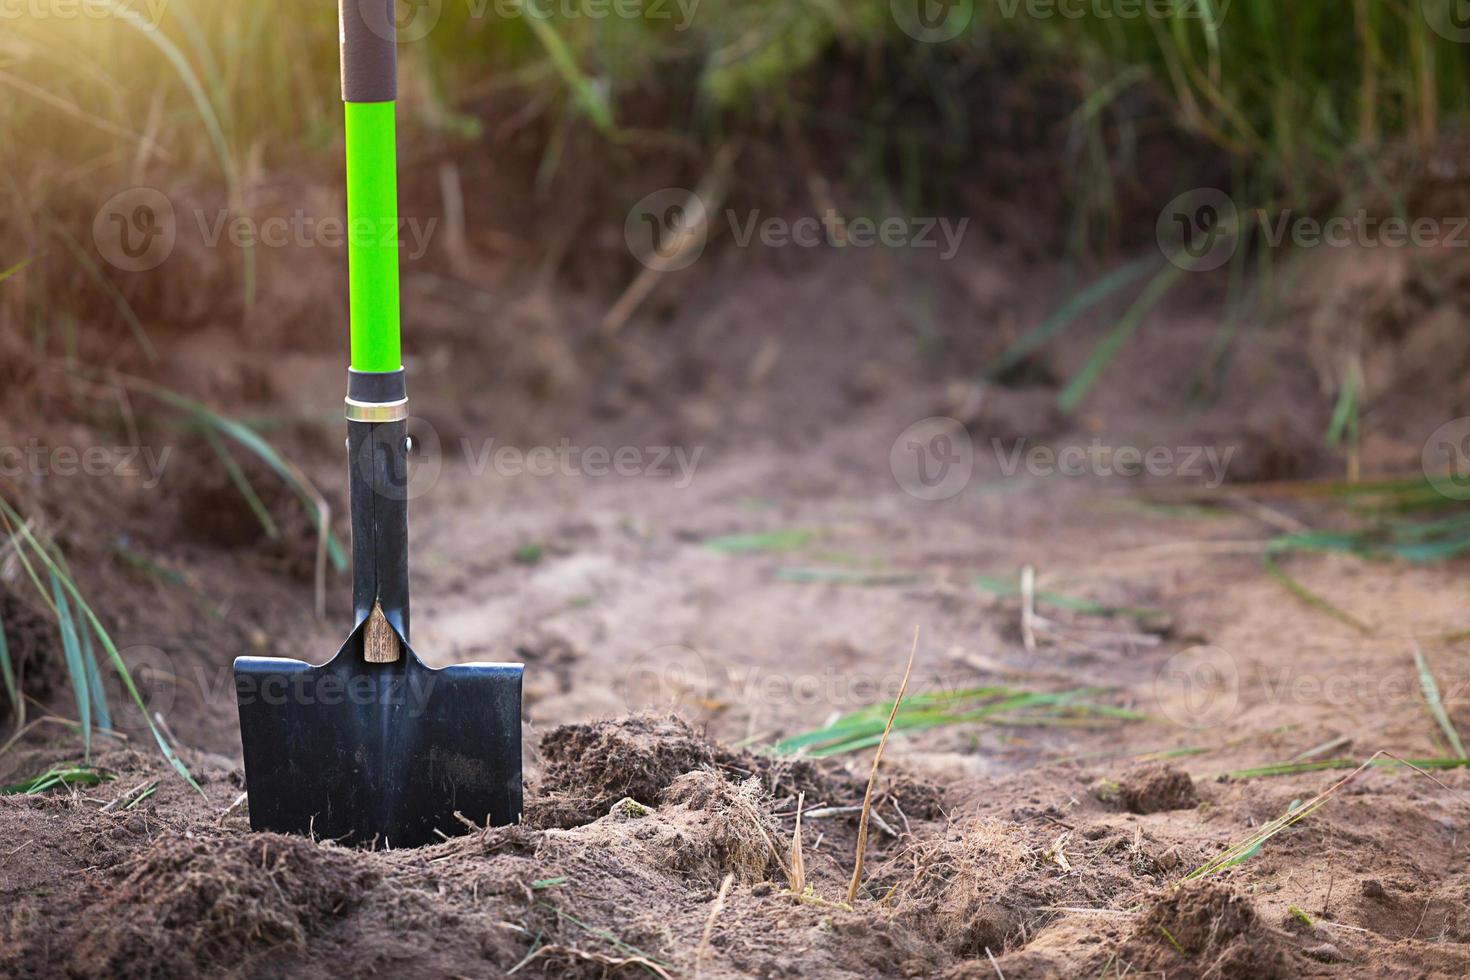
1059,262,1187,413
775,567,918,586
0,498,200,793
704,530,812,554
1325,360,1361,448
972,574,1162,619
519,2,618,138
773,686,1137,757
1413,642,1467,760
0,256,34,285
986,256,1159,380
201,426,279,540
49,570,91,759
124,378,346,571
98,0,255,309
0,613,18,721
1223,757,1470,781
81,619,113,733
1262,556,1371,634
1,765,112,795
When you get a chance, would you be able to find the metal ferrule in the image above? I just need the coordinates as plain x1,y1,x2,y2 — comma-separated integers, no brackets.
345,396,408,423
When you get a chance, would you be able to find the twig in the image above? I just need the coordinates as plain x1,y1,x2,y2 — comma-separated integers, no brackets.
1020,565,1038,654
101,779,155,813
218,791,248,825
847,627,919,905
985,946,1007,979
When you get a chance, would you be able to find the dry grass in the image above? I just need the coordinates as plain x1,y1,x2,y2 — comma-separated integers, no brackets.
847,627,918,905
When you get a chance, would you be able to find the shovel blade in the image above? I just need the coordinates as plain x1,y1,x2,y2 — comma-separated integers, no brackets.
235,642,522,848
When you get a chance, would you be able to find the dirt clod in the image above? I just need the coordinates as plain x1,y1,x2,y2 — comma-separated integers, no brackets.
69,834,378,979
654,770,781,883
1132,883,1292,980
1115,764,1200,814
532,713,715,828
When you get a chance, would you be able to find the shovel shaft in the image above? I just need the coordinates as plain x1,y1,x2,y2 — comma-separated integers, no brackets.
341,0,401,373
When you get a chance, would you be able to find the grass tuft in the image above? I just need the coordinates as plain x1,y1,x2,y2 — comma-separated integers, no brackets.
1,764,113,795
774,685,1142,758
0,497,201,793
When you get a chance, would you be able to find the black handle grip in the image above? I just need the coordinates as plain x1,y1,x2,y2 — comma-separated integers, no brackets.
340,0,397,103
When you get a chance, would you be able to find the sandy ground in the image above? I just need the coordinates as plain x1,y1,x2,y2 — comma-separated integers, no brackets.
2,243,1470,978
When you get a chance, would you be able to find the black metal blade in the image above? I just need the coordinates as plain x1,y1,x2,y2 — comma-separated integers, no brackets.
235,635,522,848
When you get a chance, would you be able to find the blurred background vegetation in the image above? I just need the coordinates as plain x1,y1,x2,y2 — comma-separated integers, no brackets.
4,0,1470,775
4,1,1468,269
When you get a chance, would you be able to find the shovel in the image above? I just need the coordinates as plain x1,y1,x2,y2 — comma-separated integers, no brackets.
234,0,523,848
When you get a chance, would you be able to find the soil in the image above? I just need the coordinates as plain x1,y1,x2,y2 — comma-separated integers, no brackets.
5,159,1470,977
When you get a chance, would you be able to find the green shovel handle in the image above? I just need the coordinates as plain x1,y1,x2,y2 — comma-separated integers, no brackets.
340,0,401,373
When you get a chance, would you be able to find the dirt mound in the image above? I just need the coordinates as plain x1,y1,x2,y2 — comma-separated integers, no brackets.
881,816,1145,958
643,769,782,884
0,585,63,723
532,713,716,828
70,834,379,979
1129,883,1294,979
1114,764,1200,815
